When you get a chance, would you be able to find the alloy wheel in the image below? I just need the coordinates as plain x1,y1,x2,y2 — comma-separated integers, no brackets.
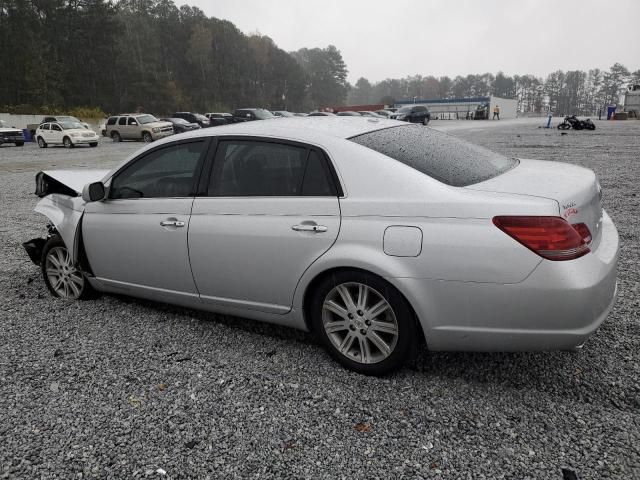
322,282,399,364
45,246,84,299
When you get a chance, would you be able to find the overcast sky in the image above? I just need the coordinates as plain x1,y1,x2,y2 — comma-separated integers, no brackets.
188,0,639,84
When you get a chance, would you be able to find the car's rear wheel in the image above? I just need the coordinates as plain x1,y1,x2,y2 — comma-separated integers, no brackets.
310,270,417,375
111,131,122,142
37,137,47,148
41,235,94,300
15,142,24,146
422,117,430,126
142,132,153,143
89,142,98,148
63,136,74,148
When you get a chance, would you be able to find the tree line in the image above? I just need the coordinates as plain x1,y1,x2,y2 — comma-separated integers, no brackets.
0,0,637,116
0,0,349,115
349,63,640,115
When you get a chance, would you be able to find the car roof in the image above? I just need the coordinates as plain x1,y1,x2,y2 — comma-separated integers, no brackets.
174,117,405,142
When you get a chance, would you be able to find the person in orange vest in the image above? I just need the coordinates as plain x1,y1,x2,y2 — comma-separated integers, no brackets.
493,105,500,120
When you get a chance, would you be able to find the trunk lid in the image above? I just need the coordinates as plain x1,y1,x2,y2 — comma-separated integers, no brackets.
466,158,603,247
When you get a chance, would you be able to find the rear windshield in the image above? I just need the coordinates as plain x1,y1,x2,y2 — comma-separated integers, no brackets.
349,125,518,187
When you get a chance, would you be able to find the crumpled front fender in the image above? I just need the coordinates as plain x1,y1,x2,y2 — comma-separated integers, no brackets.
34,194,85,264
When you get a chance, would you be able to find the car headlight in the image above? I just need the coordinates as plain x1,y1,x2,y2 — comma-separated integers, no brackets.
152,127,160,133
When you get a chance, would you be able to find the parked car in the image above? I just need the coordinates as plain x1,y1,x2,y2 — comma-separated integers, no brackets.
0,119,25,146
161,117,201,134
374,110,394,118
294,113,308,117
41,115,90,129
308,111,336,116
272,111,295,117
23,117,619,375
172,112,210,128
205,113,234,126
336,111,362,116
392,105,431,125
105,114,173,143
232,108,275,122
35,120,99,148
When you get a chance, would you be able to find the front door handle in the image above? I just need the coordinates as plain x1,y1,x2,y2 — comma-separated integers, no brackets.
160,220,185,227
292,224,328,233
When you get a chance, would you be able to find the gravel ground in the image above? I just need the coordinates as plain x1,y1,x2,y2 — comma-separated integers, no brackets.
0,122,638,479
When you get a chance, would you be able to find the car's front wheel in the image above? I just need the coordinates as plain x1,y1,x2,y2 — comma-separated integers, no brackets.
63,136,74,148
142,132,153,143
310,270,417,375
15,142,24,146
37,137,47,148
41,235,94,300
89,142,98,148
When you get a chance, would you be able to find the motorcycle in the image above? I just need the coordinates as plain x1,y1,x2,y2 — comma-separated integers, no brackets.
557,115,596,131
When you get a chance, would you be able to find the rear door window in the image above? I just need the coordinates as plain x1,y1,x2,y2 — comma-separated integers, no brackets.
118,117,127,126
208,140,338,197
349,125,518,187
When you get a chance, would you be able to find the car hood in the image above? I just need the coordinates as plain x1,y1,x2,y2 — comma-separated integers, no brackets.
0,127,22,133
36,169,110,197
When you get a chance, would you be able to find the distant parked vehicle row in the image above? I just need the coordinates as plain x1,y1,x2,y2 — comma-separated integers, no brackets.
160,117,201,133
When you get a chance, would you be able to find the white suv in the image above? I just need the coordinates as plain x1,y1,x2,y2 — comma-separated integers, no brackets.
36,120,99,148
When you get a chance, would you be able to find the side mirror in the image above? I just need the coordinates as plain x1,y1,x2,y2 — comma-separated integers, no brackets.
82,182,106,202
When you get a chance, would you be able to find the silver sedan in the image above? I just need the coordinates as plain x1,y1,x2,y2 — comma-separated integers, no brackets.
24,118,619,375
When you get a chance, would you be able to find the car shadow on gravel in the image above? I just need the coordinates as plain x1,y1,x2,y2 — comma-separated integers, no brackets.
103,292,638,413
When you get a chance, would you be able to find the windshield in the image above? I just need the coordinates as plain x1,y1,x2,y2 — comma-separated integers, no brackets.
194,114,208,122
136,115,158,124
60,121,85,130
350,125,518,187
276,111,294,117
398,106,413,113
168,118,188,124
254,109,274,120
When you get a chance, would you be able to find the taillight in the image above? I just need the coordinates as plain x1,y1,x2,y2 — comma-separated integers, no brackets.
493,216,590,261
571,222,592,244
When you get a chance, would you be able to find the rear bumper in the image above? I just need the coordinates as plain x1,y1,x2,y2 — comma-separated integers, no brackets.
398,210,619,351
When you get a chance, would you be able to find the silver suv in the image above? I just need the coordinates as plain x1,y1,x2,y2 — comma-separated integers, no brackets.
105,114,173,143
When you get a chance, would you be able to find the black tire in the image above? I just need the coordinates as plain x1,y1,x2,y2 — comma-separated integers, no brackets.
309,270,417,376
63,136,74,148
111,131,122,142
89,142,98,148
41,235,95,300
37,136,47,148
557,123,570,130
142,131,153,143
101,129,107,137
422,116,430,126
15,142,24,146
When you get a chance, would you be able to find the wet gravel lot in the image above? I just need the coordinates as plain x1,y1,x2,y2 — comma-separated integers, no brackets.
1,120,638,479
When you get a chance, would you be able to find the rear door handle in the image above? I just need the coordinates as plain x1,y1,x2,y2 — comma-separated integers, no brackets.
292,224,327,233
160,220,185,227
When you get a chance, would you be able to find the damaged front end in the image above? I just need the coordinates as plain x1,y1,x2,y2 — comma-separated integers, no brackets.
24,169,109,266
